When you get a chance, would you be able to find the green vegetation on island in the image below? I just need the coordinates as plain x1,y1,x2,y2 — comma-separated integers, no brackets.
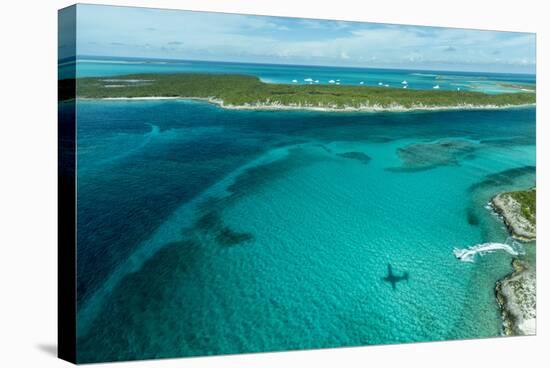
508,189,536,225
73,73,536,110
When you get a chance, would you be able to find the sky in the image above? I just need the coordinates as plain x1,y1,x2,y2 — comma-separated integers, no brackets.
72,4,536,73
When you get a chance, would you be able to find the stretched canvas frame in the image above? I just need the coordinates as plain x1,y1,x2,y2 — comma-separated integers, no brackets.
58,4,536,364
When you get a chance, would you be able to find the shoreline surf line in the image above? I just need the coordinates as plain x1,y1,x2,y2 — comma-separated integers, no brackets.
78,97,536,113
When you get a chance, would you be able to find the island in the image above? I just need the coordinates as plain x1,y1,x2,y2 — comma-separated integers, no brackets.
65,74,536,111
491,188,536,241
491,188,536,336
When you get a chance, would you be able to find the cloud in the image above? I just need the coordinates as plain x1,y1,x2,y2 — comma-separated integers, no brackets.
76,4,536,73
298,19,352,31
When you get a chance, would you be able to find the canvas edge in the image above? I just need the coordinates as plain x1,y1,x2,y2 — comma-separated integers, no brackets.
58,4,77,364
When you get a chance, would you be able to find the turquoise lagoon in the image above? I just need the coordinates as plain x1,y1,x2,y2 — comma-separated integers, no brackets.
73,94,535,362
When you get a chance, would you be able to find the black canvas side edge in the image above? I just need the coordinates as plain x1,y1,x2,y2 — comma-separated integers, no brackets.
58,4,77,364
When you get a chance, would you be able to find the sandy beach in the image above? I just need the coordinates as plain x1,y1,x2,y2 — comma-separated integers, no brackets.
94,96,536,113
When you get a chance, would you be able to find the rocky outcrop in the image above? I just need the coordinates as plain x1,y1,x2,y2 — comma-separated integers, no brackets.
491,189,536,241
495,259,536,336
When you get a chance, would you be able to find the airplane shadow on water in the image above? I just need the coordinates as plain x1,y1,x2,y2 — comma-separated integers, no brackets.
382,264,409,290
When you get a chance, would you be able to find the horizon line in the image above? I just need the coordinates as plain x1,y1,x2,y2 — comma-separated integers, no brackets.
71,54,537,76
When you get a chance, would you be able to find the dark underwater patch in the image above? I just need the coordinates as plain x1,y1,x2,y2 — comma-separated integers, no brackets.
195,210,222,231
216,227,254,246
191,145,329,248
479,136,535,147
226,146,325,198
367,136,394,143
194,209,253,246
468,165,536,192
389,139,478,172
192,145,331,247
466,208,480,226
337,151,372,165
314,143,333,153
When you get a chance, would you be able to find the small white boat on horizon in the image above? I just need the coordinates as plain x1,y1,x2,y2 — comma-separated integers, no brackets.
292,79,298,83
402,80,408,84
329,80,336,84
433,85,440,89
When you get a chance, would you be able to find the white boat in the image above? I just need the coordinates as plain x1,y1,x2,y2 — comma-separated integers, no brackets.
433,85,440,89
378,82,383,86
329,80,336,84
401,80,408,84
359,81,364,85
304,78,313,82
403,85,408,89
292,79,298,83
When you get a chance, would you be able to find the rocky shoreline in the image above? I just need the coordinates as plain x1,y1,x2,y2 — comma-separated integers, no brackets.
495,259,536,335
97,96,536,113
491,188,536,336
491,189,536,241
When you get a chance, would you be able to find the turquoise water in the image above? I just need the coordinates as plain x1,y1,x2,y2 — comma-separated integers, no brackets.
59,56,536,94
73,97,535,363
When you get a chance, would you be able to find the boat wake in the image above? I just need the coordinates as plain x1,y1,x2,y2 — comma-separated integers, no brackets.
454,240,524,263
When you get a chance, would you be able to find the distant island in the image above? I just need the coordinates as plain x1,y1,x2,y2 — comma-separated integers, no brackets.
66,74,536,112
492,188,536,336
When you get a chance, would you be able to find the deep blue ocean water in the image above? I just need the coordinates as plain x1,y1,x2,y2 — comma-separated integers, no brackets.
72,97,535,362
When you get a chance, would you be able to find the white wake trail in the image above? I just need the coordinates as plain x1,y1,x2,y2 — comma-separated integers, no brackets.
453,241,524,263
